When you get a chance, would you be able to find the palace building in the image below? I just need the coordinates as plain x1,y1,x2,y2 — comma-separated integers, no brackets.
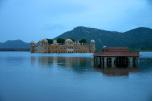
31,39,95,53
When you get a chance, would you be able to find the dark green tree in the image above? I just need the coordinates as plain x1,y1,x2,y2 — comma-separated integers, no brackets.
47,39,53,44
57,38,65,44
79,39,87,43
71,38,75,42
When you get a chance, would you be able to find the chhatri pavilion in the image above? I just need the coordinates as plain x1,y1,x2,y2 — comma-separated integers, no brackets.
94,47,139,68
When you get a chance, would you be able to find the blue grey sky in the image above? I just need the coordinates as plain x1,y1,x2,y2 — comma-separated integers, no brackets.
0,0,152,42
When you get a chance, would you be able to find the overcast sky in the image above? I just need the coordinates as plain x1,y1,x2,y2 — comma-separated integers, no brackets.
0,0,152,42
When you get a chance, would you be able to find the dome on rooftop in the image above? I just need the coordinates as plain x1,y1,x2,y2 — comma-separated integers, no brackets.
91,40,95,43
65,39,73,44
65,39,73,42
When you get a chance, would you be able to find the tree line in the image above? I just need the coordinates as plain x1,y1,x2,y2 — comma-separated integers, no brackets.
47,38,87,44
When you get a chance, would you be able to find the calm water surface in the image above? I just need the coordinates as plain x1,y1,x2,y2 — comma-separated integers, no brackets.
0,52,152,101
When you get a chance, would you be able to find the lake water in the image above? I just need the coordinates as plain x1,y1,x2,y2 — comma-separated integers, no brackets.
0,52,152,101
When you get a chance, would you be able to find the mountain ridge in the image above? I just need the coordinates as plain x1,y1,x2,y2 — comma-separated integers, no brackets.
56,26,152,51
0,26,152,51
0,39,30,51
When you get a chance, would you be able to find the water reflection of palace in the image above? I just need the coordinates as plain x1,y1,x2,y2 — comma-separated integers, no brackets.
31,56,94,72
31,55,140,76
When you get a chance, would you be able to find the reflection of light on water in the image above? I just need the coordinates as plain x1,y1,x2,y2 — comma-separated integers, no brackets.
2,52,152,101
30,53,152,76
52,56,58,66
31,53,93,58
139,58,152,64
140,52,152,58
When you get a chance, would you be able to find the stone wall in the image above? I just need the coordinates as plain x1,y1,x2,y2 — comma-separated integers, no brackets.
31,39,95,53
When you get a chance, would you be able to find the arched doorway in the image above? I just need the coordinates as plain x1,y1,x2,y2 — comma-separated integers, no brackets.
115,57,129,68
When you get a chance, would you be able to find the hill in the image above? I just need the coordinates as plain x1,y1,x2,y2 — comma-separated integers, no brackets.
1,26,152,51
0,40,30,51
56,26,152,51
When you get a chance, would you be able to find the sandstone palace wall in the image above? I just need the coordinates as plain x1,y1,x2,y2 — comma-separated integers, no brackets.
31,39,95,53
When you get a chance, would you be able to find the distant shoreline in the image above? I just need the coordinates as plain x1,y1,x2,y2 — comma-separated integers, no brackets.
0,49,152,52
1,47,152,52
0,48,29,51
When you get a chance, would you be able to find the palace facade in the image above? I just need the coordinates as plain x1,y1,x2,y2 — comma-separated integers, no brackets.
31,39,95,53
